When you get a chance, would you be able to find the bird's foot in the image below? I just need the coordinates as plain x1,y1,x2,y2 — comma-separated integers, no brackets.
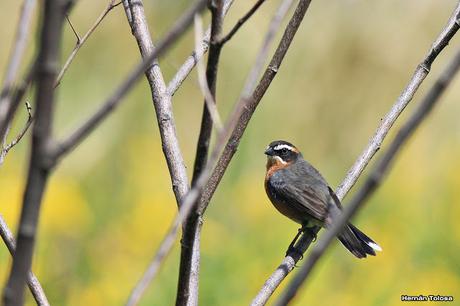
285,245,304,261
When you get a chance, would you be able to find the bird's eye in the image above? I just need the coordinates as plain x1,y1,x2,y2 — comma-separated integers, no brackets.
280,148,288,154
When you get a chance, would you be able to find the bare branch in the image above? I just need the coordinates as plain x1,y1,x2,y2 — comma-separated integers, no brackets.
52,0,208,162
3,1,70,305
0,216,50,306
54,0,121,87
193,14,223,131
124,1,311,305
166,0,234,97
275,46,460,306
0,102,33,165
218,0,268,46
121,0,191,206
250,2,460,305
0,0,36,151
176,2,226,305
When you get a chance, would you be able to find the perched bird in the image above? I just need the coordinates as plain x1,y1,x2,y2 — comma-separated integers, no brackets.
264,140,381,258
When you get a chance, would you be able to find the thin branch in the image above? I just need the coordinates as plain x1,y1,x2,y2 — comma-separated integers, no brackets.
218,0,268,46
0,216,50,306
275,46,460,306
124,0,310,305
54,0,122,87
166,0,234,97
250,2,460,305
193,14,223,131
0,0,37,151
52,0,208,162
3,0,70,305
0,102,33,165
191,0,225,184
65,15,81,42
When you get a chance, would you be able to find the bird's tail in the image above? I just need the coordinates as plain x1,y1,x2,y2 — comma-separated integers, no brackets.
337,223,382,259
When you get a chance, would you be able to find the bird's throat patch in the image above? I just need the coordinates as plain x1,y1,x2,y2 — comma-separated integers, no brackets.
266,156,290,177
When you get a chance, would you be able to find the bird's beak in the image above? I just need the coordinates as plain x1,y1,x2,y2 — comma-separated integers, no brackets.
264,147,274,156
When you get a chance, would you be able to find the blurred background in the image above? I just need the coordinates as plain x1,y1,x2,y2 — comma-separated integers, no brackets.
1,0,460,305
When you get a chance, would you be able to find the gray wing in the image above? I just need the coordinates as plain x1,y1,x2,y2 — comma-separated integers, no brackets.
269,168,331,222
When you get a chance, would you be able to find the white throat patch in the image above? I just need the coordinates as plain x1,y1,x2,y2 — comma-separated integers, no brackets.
273,155,287,164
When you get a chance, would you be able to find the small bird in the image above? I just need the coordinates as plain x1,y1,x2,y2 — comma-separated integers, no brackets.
264,140,382,258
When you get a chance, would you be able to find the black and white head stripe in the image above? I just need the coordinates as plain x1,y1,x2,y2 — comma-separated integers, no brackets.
273,144,295,152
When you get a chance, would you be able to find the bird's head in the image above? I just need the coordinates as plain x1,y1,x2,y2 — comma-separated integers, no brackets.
264,140,301,170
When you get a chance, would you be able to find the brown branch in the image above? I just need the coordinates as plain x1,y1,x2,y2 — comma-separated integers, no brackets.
51,0,208,162
250,2,460,305
0,102,33,165
0,0,37,152
123,0,311,305
54,0,122,87
3,1,70,305
275,46,460,306
0,216,50,306
218,0,268,46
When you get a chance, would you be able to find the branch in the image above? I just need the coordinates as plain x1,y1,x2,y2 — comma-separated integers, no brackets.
217,0,268,46
275,46,460,306
54,0,122,87
175,1,226,305
0,216,50,306
191,0,225,185
3,1,70,305
0,0,36,151
250,2,460,305
166,0,234,97
123,0,310,304
51,0,208,162
0,102,33,165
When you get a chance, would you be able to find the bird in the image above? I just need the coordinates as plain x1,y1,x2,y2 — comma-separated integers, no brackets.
264,140,382,258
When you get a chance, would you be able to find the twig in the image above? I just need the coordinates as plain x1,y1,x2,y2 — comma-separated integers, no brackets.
3,1,70,305
193,14,223,131
166,0,234,97
0,216,50,306
250,2,460,305
275,46,460,306
218,0,268,46
124,0,310,305
0,0,37,151
54,0,122,87
0,102,33,165
52,0,208,162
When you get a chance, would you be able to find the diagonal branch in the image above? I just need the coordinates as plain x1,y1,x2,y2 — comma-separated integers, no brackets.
51,0,208,162
217,0,268,46
250,2,460,305
54,0,122,87
3,1,70,305
275,46,460,306
0,216,50,306
0,102,33,165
